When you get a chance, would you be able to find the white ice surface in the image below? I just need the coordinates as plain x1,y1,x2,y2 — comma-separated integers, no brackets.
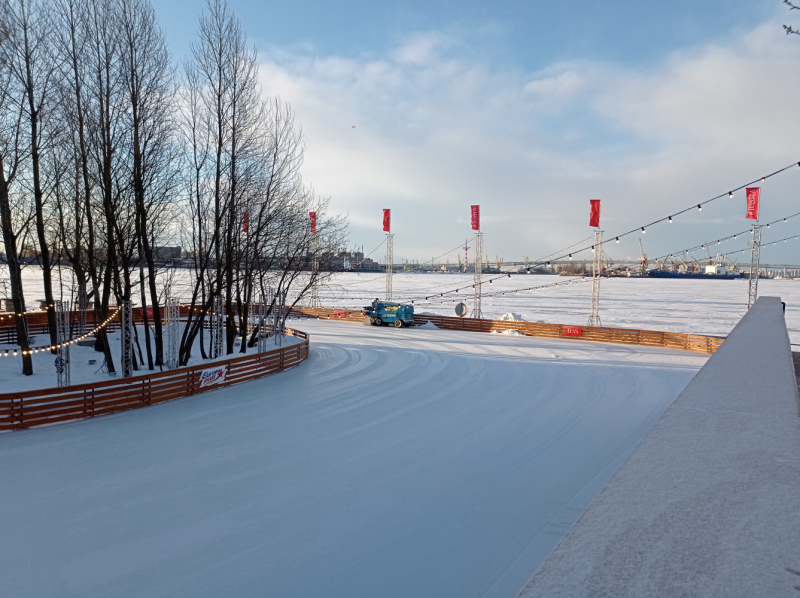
9,268,800,340
0,319,707,598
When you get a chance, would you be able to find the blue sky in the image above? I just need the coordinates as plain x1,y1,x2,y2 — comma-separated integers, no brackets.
154,0,800,264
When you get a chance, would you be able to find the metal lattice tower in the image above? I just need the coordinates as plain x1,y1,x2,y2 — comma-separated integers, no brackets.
120,300,133,378
588,230,603,326
165,295,180,369
55,300,71,387
747,224,763,310
472,232,484,318
77,284,88,337
211,295,225,359
385,234,394,300
257,292,269,353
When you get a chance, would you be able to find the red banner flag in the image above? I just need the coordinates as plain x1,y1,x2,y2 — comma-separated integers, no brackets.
745,188,760,220
589,199,601,227
309,211,317,233
471,205,480,231
383,209,391,232
242,211,249,233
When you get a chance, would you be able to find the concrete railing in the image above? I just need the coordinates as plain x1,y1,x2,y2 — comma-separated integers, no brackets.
518,296,800,597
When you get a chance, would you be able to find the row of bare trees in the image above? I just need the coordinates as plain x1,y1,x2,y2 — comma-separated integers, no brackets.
0,0,346,376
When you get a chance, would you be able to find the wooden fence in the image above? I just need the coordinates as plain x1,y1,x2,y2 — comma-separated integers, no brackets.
0,328,308,431
287,306,724,355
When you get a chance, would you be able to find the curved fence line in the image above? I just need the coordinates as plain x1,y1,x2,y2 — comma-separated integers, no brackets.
0,328,309,432
287,307,724,355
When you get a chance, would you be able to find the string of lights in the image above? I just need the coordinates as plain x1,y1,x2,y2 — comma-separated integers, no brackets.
339,159,800,305
699,232,800,261
532,160,800,266
653,210,800,261
9,307,122,357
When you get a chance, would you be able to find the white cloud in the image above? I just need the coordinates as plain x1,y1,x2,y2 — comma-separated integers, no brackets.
257,16,800,263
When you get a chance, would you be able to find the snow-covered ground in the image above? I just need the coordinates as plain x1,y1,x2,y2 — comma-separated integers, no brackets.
0,319,706,597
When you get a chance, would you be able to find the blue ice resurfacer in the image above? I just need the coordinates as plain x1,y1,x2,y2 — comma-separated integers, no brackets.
363,301,415,328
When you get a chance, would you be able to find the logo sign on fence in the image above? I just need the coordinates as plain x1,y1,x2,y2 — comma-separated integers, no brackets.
563,325,583,337
199,365,228,388
333,310,347,319
141,307,154,318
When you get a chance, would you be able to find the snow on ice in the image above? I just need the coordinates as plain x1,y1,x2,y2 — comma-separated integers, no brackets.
1,318,707,597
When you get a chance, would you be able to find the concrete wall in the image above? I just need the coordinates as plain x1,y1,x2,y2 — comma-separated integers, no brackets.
518,296,800,598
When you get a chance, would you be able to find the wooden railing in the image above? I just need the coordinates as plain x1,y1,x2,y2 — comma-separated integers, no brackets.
0,328,309,432
288,306,724,355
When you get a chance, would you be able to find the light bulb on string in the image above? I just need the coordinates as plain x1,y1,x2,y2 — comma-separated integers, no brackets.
641,227,646,233
728,192,733,197
668,216,673,223
697,204,702,211
615,237,619,243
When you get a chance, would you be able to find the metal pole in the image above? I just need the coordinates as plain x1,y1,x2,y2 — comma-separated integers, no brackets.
211,295,225,358
120,300,133,378
588,230,603,326
77,283,87,337
747,224,762,309
385,233,394,300
257,292,268,353
165,294,179,369
311,232,320,307
472,232,483,318
55,300,70,387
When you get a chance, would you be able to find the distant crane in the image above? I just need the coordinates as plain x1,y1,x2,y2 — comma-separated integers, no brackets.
638,237,647,276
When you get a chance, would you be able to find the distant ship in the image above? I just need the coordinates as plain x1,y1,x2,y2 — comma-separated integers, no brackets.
648,265,745,280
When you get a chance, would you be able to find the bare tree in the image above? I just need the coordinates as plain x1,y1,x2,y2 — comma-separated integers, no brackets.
1,0,60,349
118,0,177,370
0,21,34,374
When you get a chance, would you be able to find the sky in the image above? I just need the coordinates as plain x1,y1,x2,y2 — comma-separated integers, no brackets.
153,0,800,265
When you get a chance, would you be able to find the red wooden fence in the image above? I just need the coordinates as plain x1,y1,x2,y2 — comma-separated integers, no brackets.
287,307,724,355
0,328,308,431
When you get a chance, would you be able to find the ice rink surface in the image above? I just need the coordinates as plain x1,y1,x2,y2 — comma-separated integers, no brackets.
1,319,707,598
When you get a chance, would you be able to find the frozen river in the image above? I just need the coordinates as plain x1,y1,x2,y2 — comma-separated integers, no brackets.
1,319,707,597
9,267,800,342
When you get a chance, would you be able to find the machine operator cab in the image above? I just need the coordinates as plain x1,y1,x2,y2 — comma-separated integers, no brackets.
363,299,415,328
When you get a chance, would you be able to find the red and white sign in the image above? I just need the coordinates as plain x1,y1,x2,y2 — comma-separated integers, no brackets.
471,205,480,231
242,211,249,233
563,325,583,337
383,209,391,232
333,310,347,319
309,211,317,233
141,307,154,318
199,365,228,388
589,199,601,228
745,187,760,220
